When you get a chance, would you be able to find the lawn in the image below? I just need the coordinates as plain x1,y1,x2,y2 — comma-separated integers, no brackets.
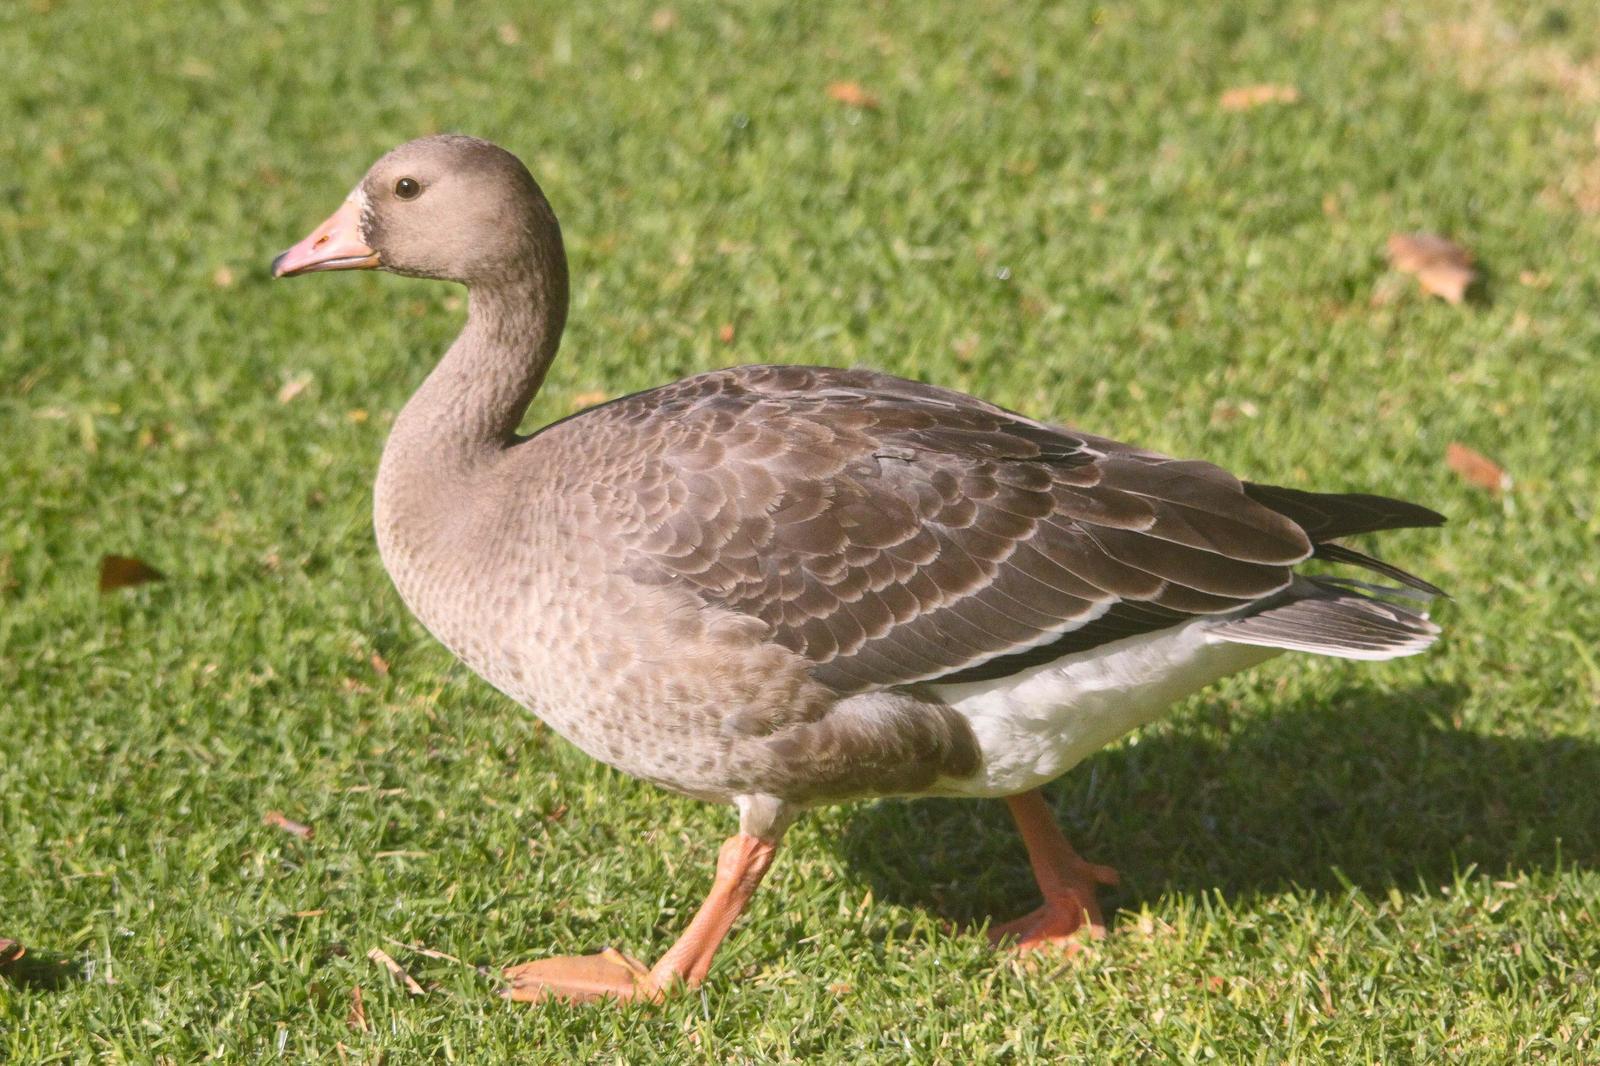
4,0,1599,1060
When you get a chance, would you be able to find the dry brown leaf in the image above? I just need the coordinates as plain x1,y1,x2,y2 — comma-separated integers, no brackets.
263,810,315,840
496,22,520,46
382,935,466,966
570,389,608,411
367,948,425,995
347,984,370,1032
346,408,369,423
1219,84,1300,110
0,939,23,967
1387,233,1477,304
98,555,164,593
827,81,880,110
1210,399,1260,426
212,266,236,289
277,372,312,404
649,7,677,32
369,652,390,677
717,322,735,344
1446,442,1511,494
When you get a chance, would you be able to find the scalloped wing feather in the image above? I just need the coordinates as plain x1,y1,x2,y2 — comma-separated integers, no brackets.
565,365,1315,694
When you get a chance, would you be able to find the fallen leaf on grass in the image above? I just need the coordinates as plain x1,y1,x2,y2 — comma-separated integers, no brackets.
277,372,313,404
98,555,164,593
717,322,735,344
649,7,677,32
827,81,880,110
1387,233,1477,304
1211,398,1260,425
348,984,370,1032
369,652,390,677
264,810,315,840
1219,84,1300,110
368,947,425,995
212,266,236,289
1446,442,1511,494
0,939,22,966
570,389,609,411
382,935,466,966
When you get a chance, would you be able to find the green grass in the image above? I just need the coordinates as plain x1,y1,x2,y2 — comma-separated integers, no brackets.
4,0,1599,1060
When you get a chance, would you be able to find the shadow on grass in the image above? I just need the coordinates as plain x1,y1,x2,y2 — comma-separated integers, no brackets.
0,942,87,991
833,683,1600,924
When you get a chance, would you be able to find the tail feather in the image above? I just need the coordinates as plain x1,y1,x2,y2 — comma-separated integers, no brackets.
1242,481,1447,606
1213,578,1441,661
1313,542,1447,597
1242,482,1445,541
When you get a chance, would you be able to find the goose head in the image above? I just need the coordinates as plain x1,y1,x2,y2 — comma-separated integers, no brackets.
271,134,561,286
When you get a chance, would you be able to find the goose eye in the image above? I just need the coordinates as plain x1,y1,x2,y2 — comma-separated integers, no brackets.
394,177,421,200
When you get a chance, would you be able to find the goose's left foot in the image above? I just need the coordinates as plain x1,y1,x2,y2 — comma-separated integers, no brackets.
502,833,777,1005
502,947,658,1004
988,789,1119,954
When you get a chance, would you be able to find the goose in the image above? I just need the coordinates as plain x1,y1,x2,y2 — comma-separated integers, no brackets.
272,135,1445,1004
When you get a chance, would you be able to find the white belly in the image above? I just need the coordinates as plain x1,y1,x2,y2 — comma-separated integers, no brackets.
928,621,1281,797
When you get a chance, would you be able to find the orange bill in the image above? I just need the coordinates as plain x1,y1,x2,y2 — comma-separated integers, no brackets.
271,196,379,277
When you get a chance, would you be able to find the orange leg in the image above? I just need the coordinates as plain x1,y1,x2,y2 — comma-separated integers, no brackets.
503,832,777,1004
988,789,1119,954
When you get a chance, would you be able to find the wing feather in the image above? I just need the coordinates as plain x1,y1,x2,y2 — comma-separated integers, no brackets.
575,366,1326,694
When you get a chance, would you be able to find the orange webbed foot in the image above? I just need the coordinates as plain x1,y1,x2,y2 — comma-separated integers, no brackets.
990,790,1120,955
501,947,662,1004
988,891,1112,955
500,830,780,1007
